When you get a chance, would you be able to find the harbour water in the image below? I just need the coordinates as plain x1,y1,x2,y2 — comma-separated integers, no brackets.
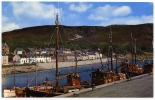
1,60,152,97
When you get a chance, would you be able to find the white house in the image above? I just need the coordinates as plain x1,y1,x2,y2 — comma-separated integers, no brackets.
45,48,55,55
13,54,21,63
14,48,25,55
95,52,103,59
79,54,88,61
59,48,72,54
20,57,30,64
13,53,51,64
35,55,51,63
41,49,47,54
18,53,33,64
88,52,96,60
2,52,9,65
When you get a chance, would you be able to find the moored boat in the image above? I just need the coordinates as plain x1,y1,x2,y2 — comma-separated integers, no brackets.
90,26,125,86
120,33,144,77
25,12,90,97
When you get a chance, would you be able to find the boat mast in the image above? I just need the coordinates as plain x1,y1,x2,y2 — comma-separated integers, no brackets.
34,51,38,89
134,39,136,64
131,33,134,70
13,62,16,89
98,48,104,70
109,26,113,70
55,13,59,87
27,65,31,86
74,47,78,73
106,34,110,70
35,64,38,88
115,51,118,75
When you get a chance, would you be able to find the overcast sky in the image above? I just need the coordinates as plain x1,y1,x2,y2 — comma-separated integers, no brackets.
1,0,154,32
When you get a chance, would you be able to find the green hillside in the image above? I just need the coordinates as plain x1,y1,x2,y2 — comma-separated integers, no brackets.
2,23,153,54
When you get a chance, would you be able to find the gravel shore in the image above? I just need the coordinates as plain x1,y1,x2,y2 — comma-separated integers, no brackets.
2,59,107,76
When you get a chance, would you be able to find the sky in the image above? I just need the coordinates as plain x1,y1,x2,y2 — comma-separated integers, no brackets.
1,0,154,32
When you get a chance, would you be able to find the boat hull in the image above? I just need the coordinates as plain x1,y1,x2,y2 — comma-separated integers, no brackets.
25,87,62,97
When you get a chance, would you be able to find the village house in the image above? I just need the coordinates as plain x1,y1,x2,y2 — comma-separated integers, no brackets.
87,52,96,60
74,50,82,54
19,54,30,64
45,48,55,56
79,54,88,61
2,43,9,54
2,51,9,65
35,48,41,54
13,53,52,64
59,53,82,62
2,43,9,65
59,48,72,54
35,54,51,63
40,49,46,54
10,46,104,65
95,52,103,59
28,47,36,54
14,47,26,55
13,54,21,63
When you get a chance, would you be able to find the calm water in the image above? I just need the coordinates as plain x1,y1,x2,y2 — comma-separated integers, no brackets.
2,60,152,97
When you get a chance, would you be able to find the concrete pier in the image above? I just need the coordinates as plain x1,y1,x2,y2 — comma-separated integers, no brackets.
54,73,153,98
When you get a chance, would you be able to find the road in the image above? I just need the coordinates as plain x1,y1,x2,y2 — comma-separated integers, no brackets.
70,73,153,98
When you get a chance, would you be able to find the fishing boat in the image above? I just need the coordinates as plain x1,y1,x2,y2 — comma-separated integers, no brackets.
4,87,26,97
143,56,153,74
91,26,125,86
143,63,153,74
3,62,26,97
25,13,90,97
120,33,144,77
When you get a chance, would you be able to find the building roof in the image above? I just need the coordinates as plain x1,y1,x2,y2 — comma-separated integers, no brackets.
28,47,36,52
2,51,7,56
45,48,55,51
59,53,81,57
15,47,25,51
2,43,9,47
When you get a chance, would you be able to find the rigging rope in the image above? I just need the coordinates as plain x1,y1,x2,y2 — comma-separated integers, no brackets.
48,28,56,48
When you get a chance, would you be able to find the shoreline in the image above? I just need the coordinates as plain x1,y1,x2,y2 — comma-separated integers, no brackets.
2,59,108,76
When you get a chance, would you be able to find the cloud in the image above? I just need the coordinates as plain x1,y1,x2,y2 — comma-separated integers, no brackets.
2,23,20,32
2,2,64,32
11,2,61,19
88,5,132,21
60,13,79,25
2,15,20,32
88,14,109,21
98,15,153,26
112,6,131,16
69,3,92,13
88,4,153,26
125,15,153,24
2,15,9,23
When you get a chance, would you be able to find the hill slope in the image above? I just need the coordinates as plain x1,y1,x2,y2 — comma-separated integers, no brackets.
2,23,153,53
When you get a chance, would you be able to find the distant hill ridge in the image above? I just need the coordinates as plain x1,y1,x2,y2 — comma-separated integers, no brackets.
2,23,153,52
